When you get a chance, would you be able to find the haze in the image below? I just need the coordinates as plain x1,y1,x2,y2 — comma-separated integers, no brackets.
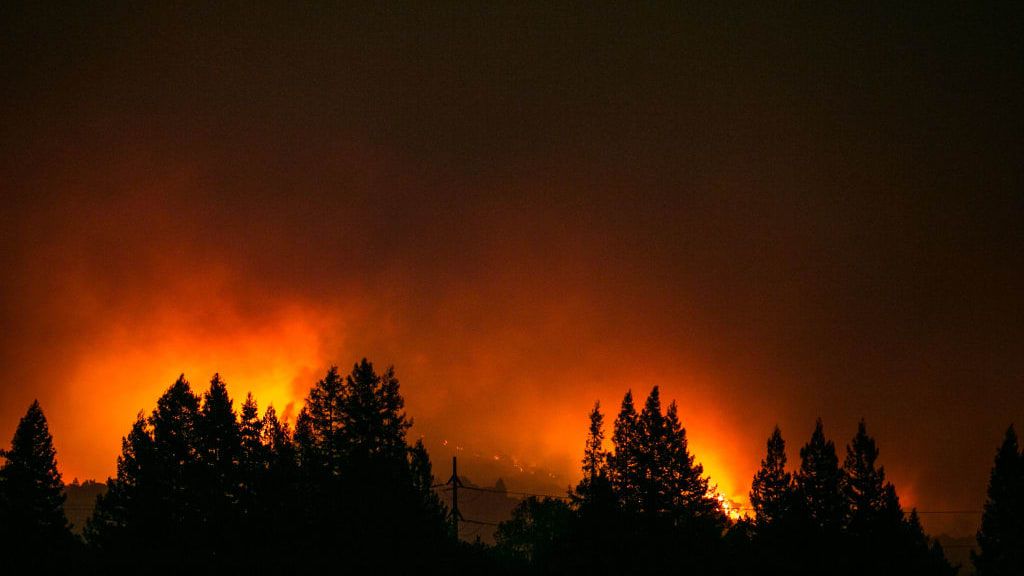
1,4,1021,538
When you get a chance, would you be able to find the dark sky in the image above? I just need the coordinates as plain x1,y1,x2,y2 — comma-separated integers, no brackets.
1,3,1021,537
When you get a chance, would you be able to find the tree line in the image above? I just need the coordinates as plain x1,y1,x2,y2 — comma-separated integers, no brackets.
0,361,1020,575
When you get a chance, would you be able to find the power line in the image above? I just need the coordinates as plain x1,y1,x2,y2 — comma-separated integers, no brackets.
461,517,499,527
458,485,572,500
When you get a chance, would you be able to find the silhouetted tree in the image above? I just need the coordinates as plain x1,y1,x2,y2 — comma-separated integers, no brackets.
842,420,900,534
496,496,573,565
794,419,846,532
339,361,412,462
409,438,446,522
84,413,155,553
974,425,1024,576
86,376,210,565
84,364,458,570
237,392,263,518
252,404,298,549
196,374,241,550
574,402,612,510
750,426,792,528
295,366,345,475
789,419,849,574
0,401,73,565
662,400,719,523
238,393,263,473
840,420,949,574
636,387,668,516
904,508,958,576
291,361,447,568
609,390,641,512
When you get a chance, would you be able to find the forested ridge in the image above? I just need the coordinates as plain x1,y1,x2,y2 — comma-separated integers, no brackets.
0,360,1021,575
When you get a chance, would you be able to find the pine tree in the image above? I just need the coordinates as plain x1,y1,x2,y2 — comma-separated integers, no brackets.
256,404,298,545
610,390,641,512
197,374,241,547
637,387,667,515
198,375,241,491
842,419,897,534
973,425,1024,576
409,438,445,521
663,400,717,521
85,413,156,551
495,496,573,564
0,401,72,561
150,375,202,537
750,426,792,528
238,392,264,498
339,360,411,463
87,376,205,562
582,402,608,483
261,404,294,466
575,402,611,508
794,419,846,531
295,366,345,474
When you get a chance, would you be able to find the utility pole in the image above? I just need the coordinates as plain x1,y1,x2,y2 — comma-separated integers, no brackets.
448,455,462,538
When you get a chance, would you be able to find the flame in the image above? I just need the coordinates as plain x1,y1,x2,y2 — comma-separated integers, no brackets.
715,491,746,521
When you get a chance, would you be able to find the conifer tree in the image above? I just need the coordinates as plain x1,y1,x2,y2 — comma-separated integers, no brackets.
794,419,846,531
750,426,792,528
85,413,156,551
295,366,345,474
842,420,898,534
238,392,264,496
637,387,667,515
256,404,297,543
409,438,444,520
663,400,716,520
582,401,608,483
495,496,573,564
0,401,72,560
339,360,411,463
575,402,612,508
974,425,1024,576
610,390,641,512
197,374,241,546
261,404,294,466
904,509,957,576
87,376,205,561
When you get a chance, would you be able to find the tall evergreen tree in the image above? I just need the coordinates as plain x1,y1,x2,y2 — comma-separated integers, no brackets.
637,387,668,515
86,376,205,563
196,374,241,547
575,402,611,508
198,374,240,473
84,413,156,552
295,366,345,474
582,402,608,483
255,404,298,547
750,426,792,528
610,390,642,512
339,360,411,463
842,419,900,534
794,419,846,531
974,425,1024,576
238,392,264,498
663,400,717,521
150,375,202,538
0,401,72,562
408,438,445,521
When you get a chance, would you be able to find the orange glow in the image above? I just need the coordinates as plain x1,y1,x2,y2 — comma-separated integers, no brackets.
52,299,345,482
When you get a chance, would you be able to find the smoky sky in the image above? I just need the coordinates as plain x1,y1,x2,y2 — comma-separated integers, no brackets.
1,3,1021,536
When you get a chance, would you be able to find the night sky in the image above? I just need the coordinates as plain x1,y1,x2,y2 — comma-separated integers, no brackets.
1,4,1021,537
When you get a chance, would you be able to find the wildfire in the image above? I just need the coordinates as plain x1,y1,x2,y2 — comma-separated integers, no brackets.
715,492,746,521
